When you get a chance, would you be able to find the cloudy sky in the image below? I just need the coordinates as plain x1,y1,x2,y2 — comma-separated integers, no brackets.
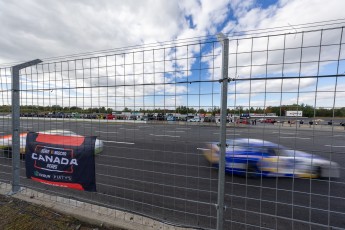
0,0,344,111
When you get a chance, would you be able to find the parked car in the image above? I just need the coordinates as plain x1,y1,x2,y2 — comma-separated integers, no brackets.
188,117,201,122
203,116,215,122
261,118,277,124
145,114,154,120
258,118,266,122
85,114,97,119
0,130,104,158
328,120,333,125
236,118,250,125
141,116,148,121
155,113,165,120
201,138,340,179
106,114,114,120
129,115,137,120
166,116,176,121
56,112,65,118
340,121,345,126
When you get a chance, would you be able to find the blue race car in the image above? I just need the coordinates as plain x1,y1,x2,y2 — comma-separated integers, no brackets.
201,138,340,178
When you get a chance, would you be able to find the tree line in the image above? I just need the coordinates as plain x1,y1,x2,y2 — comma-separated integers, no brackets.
0,104,344,117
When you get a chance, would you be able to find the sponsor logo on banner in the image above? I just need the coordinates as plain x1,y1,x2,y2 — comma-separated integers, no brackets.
32,145,77,173
25,132,96,192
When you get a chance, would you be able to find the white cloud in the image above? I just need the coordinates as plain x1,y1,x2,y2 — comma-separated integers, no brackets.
0,0,184,63
205,0,345,108
0,0,232,109
1,0,345,110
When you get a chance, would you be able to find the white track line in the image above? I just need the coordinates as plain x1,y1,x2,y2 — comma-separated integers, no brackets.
119,128,139,131
272,132,298,135
166,131,185,133
176,128,191,130
213,133,240,135
197,148,211,151
95,131,118,134
280,137,310,139
102,140,135,145
149,134,180,138
325,145,345,148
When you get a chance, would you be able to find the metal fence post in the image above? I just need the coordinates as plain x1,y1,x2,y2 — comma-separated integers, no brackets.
216,33,229,230
11,59,42,194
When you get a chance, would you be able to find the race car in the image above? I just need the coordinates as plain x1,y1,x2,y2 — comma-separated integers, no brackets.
201,138,340,179
0,130,104,157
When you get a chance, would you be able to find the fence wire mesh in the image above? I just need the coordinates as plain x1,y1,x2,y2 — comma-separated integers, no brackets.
0,26,344,230
224,27,345,230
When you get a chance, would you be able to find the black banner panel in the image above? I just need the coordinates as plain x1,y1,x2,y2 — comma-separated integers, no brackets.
25,132,97,192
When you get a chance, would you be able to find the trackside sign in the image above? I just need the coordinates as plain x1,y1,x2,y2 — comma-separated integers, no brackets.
285,111,303,117
25,132,97,192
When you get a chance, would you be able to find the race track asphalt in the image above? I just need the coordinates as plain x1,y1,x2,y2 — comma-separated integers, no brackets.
0,118,344,230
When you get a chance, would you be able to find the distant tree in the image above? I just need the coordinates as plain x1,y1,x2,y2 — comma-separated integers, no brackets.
0,105,9,113
51,105,62,111
303,104,315,117
176,106,188,114
197,108,207,114
99,107,106,113
335,107,345,117
316,108,333,117
269,106,281,116
265,106,273,114
209,107,220,116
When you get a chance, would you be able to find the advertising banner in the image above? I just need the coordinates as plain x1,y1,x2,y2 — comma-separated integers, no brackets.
286,111,303,117
25,132,96,192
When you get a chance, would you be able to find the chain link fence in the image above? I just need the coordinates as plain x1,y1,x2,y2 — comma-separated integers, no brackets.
0,26,345,229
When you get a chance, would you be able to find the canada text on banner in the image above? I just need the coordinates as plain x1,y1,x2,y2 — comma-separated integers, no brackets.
25,132,97,192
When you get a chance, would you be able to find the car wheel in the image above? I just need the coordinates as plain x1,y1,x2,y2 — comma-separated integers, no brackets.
312,166,322,178
246,164,258,178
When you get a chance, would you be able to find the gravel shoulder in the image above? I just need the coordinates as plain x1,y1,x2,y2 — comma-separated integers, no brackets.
0,194,125,230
